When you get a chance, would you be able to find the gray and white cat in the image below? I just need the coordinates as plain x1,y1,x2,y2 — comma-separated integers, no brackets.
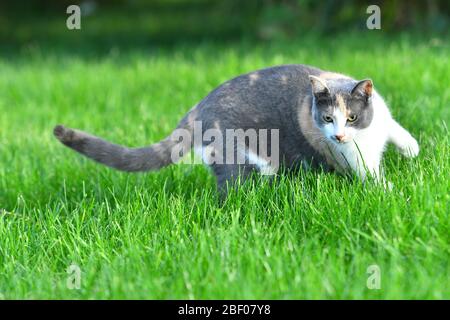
54,64,419,196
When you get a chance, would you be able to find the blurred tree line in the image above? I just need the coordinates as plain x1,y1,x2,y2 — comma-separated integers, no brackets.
1,0,448,43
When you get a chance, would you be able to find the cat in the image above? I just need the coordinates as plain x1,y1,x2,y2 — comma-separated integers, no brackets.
53,64,419,196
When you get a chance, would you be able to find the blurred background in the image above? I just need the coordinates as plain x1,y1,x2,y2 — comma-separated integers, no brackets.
1,0,448,55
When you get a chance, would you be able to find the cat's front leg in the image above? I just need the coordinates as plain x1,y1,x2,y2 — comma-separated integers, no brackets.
356,162,394,190
356,158,382,182
388,120,419,158
346,146,389,187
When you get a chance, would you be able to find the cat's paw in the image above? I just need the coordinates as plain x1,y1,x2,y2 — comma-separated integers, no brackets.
53,125,76,143
398,136,419,158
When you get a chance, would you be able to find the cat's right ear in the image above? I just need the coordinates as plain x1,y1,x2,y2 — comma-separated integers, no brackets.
308,75,330,97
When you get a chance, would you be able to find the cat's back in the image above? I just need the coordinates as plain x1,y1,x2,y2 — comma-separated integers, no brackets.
203,64,323,103
195,64,323,123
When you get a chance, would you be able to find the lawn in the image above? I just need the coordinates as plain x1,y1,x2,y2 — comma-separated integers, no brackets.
0,30,449,299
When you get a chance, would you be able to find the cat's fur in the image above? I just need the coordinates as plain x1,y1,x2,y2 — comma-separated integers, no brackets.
54,64,419,195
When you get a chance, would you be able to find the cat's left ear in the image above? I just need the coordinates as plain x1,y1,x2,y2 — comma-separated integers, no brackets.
308,75,330,96
351,79,373,98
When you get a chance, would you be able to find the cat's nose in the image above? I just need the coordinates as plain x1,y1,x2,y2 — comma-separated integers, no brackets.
334,134,345,142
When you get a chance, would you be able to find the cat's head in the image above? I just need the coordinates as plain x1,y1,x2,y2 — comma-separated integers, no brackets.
309,75,374,144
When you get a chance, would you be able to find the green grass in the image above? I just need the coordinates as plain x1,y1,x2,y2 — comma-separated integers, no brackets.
0,32,449,299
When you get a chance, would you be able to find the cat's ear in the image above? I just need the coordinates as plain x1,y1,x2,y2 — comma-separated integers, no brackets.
308,75,330,97
351,79,373,98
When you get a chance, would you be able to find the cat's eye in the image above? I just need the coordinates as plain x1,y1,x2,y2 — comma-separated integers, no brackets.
323,115,333,123
347,115,358,122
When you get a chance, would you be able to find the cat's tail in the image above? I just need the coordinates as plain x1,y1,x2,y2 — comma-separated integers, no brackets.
53,112,195,172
